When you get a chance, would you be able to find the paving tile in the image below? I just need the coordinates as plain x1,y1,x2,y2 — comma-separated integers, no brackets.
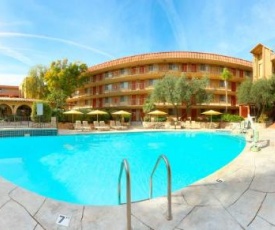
132,197,193,230
177,206,242,230
250,171,275,193
257,193,275,226
248,216,275,230
209,181,251,208
82,205,127,230
34,224,45,230
227,190,266,228
180,184,220,206
207,167,253,207
0,178,16,207
10,187,45,215
34,199,83,230
0,200,37,230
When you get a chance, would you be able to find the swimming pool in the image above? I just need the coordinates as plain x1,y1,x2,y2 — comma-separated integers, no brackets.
0,131,245,205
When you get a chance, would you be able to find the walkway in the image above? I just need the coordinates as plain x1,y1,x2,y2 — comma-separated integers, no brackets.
0,128,274,229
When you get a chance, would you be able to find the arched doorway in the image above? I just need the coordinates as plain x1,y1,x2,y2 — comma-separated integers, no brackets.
16,105,32,121
0,104,12,120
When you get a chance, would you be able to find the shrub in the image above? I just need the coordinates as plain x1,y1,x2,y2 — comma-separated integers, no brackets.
258,113,268,123
221,114,244,122
143,115,150,122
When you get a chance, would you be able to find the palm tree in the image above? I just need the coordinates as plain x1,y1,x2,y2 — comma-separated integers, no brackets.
220,68,232,113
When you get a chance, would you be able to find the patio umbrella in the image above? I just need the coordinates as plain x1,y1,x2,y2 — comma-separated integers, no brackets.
147,110,167,116
147,110,167,122
112,110,131,122
112,110,131,115
201,110,222,127
87,109,108,122
63,109,83,122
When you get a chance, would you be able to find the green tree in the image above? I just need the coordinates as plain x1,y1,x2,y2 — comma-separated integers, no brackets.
44,59,88,100
46,89,68,109
22,65,48,99
149,74,211,119
237,79,253,105
237,76,275,120
142,96,156,113
251,78,275,118
177,76,211,118
150,75,181,118
220,68,232,112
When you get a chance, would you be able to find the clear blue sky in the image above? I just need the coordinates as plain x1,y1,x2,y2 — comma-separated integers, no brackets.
1,0,275,86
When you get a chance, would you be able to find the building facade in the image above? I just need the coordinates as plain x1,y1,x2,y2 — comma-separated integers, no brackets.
250,43,275,81
67,51,252,121
0,85,34,120
0,85,20,98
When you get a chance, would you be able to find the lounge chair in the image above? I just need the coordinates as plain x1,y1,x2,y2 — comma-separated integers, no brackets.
184,121,191,129
94,121,110,131
93,121,100,128
115,121,128,130
82,121,92,131
191,121,200,129
74,120,83,131
110,120,123,130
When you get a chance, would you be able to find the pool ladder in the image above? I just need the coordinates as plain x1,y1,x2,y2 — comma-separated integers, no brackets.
118,159,132,230
118,154,172,230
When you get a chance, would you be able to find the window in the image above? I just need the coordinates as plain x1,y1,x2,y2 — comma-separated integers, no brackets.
218,66,223,73
104,72,113,78
120,69,127,75
230,68,236,76
120,96,127,102
120,82,129,89
169,63,178,70
220,95,226,102
200,64,209,72
247,71,252,78
148,79,157,86
104,97,110,103
219,80,225,87
148,65,154,72
104,84,112,91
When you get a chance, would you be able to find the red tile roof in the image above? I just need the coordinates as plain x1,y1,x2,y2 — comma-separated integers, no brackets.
88,51,252,72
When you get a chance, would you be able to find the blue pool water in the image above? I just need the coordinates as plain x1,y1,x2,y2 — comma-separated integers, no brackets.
0,131,245,206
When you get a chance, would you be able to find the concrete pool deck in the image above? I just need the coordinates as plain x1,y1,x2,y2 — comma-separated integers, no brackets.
0,127,274,229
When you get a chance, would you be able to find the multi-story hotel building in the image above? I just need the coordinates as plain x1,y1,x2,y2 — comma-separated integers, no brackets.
67,51,252,121
1,43,274,122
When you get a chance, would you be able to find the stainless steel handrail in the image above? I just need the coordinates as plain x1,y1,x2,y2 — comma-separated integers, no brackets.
149,154,172,220
118,159,132,230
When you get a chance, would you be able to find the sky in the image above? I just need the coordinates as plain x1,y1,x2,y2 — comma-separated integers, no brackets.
1,0,275,86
